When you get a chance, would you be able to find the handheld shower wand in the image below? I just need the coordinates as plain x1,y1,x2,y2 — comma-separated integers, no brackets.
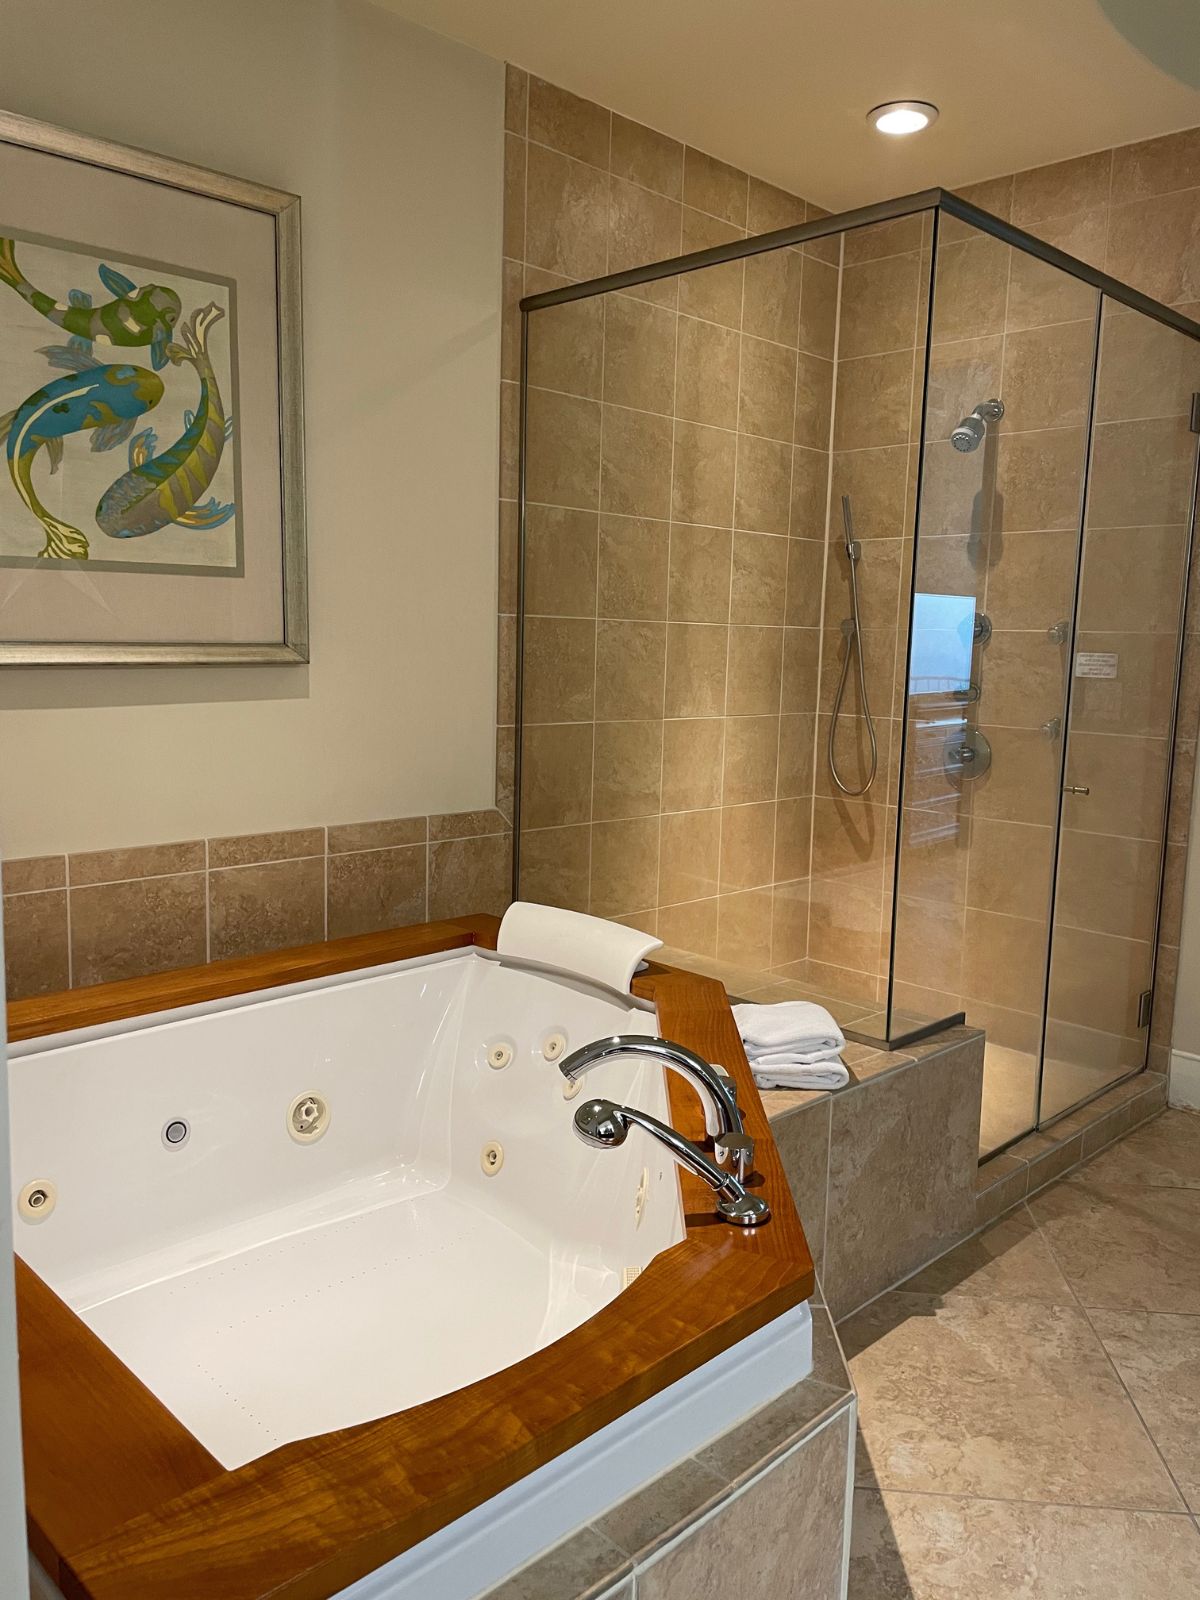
827,494,879,798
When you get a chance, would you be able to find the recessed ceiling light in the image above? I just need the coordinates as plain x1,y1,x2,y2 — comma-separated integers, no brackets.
868,101,939,136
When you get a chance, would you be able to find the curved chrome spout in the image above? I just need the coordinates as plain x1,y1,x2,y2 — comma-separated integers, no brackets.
558,1034,754,1177
574,1097,769,1227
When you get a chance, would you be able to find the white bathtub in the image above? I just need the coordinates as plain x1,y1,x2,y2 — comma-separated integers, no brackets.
12,944,812,1600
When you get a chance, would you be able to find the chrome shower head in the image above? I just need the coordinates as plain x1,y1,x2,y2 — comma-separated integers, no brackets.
951,396,1005,453
951,415,986,452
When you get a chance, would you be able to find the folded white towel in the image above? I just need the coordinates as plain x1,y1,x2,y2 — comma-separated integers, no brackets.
732,1000,848,1092
750,1045,846,1067
732,1000,845,1057
748,1060,851,1092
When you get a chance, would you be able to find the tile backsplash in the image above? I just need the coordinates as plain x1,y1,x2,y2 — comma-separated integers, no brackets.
2,811,513,1001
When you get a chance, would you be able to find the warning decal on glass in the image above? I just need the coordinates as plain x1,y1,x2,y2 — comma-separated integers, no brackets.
1075,652,1118,679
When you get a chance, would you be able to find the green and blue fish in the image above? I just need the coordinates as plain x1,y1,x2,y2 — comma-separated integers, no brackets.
96,302,235,540
0,361,164,560
0,237,182,370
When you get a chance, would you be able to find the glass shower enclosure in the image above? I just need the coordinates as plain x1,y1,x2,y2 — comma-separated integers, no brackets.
512,187,1200,1157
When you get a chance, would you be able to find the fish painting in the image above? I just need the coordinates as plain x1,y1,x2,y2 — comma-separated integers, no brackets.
0,237,182,370
0,361,164,560
96,302,235,540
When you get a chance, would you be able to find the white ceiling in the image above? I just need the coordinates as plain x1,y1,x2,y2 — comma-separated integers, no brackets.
379,0,1200,209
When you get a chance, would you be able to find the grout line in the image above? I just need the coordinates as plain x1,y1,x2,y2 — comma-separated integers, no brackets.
653,193,686,921
1031,1186,1195,1511
770,231,808,965
849,1480,1197,1517
804,227,846,982
64,863,211,889
64,864,73,989
710,215,750,964
523,127,775,237
322,827,329,941
821,1093,834,1282
633,1400,855,1579
584,167,615,917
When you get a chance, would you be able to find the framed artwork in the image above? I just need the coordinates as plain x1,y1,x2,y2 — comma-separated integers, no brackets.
0,110,306,664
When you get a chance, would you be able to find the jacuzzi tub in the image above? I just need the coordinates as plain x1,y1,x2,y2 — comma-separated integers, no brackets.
11,947,686,1469
11,931,813,1600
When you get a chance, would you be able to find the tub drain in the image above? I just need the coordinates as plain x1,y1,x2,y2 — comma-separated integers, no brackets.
288,1092,330,1143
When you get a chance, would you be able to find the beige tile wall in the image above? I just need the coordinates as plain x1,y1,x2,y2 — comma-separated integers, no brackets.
1,812,512,1000
800,213,931,1004
504,66,838,967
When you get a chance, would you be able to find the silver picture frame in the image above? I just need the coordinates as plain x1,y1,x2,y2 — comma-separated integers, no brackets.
0,109,307,665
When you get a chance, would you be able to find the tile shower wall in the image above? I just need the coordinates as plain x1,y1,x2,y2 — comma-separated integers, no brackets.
503,66,837,967
801,214,930,1004
507,93,1200,1067
2,813,511,1000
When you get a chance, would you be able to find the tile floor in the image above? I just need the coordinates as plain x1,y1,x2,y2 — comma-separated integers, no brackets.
843,1108,1200,1598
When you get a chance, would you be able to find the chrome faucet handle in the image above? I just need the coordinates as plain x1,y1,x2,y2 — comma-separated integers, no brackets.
709,1064,754,1177
711,1063,738,1101
713,1129,755,1182
573,1097,770,1228
559,1034,745,1147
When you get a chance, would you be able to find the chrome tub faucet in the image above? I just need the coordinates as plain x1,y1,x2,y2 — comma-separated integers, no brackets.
557,1034,755,1178
573,1097,770,1228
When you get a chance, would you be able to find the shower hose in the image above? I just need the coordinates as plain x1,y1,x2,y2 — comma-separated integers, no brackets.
827,494,879,798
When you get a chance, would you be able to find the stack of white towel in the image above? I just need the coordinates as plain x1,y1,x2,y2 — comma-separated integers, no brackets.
732,1001,849,1091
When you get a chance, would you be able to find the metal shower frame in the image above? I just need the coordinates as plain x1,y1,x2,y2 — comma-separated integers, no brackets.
512,186,1200,1106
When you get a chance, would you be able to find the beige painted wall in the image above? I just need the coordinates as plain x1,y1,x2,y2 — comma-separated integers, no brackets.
0,0,504,858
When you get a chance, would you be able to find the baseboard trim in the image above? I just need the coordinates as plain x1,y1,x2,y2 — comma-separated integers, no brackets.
1169,1049,1200,1110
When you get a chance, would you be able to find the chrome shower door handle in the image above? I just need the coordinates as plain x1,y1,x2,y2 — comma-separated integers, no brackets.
1064,784,1090,796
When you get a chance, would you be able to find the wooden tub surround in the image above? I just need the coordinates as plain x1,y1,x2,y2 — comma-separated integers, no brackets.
9,914,815,1600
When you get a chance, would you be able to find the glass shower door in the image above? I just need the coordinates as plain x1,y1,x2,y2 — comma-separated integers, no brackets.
1041,301,1200,1122
890,216,1100,1155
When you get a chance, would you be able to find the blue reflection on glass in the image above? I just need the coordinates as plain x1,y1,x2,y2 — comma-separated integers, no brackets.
910,592,975,695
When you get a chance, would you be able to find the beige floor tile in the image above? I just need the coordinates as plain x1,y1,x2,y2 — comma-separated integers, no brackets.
1091,1308,1200,1514
1079,1108,1200,1191
849,1490,1200,1600
899,1205,1074,1305
1028,1177,1200,1312
843,1291,1183,1509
